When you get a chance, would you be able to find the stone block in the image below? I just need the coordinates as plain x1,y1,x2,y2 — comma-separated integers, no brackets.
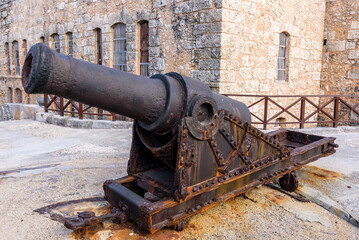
92,120,113,129
193,23,221,36
346,41,356,50
222,59,239,70
149,35,161,47
222,9,245,23
326,40,346,52
348,70,359,79
253,68,266,80
0,104,43,121
239,68,252,80
324,31,335,40
56,116,70,127
57,2,65,10
199,9,222,23
36,112,51,123
348,30,359,39
152,58,164,71
351,21,359,29
223,0,242,10
174,2,193,14
84,46,94,55
349,50,359,59
191,70,220,83
195,34,221,48
198,59,220,70
193,0,212,12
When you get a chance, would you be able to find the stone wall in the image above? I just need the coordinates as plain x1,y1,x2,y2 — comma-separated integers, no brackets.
0,0,223,97
0,0,332,128
321,0,359,95
218,0,326,128
319,0,359,124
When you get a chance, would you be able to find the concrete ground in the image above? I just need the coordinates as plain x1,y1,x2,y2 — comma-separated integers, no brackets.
0,120,359,240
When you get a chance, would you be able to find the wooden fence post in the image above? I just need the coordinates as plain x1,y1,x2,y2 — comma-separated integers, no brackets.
300,97,306,128
44,94,48,112
60,97,64,116
263,96,268,130
333,97,339,128
79,103,83,120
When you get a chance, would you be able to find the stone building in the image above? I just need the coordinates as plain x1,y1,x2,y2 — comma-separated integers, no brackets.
0,0,355,125
321,0,359,95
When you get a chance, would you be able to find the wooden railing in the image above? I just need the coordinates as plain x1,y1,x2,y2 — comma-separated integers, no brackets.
44,94,130,121
224,94,359,129
45,94,359,128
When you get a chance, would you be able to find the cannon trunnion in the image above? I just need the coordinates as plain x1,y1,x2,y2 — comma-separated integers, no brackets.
22,44,338,233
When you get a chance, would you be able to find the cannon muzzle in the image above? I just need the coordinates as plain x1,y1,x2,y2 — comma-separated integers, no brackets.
22,43,251,134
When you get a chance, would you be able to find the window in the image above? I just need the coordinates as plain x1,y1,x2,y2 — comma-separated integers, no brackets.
95,28,103,118
51,34,60,53
95,28,102,65
7,87,13,103
140,21,149,76
277,32,289,81
113,23,127,71
22,39,27,60
66,32,74,57
5,42,11,75
12,41,20,75
15,88,22,103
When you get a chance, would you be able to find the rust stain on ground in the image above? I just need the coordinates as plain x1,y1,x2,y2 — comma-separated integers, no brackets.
266,191,287,204
69,222,181,240
304,166,341,180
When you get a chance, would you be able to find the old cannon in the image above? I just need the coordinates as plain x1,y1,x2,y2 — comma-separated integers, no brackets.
22,43,338,233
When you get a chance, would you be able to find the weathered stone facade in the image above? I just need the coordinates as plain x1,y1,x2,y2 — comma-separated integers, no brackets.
0,0,341,127
321,0,359,95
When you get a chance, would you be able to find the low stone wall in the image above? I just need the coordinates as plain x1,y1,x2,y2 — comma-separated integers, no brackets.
36,112,133,129
0,103,43,121
0,103,133,129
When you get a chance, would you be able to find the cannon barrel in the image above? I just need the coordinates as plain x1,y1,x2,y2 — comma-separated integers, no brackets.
22,43,251,134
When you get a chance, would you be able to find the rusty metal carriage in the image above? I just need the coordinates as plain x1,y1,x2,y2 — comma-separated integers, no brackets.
22,43,337,233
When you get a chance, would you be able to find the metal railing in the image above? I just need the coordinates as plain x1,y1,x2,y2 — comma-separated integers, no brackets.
224,94,359,129
140,63,149,76
44,94,130,121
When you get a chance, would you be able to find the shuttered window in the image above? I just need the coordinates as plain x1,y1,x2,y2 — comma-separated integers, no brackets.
12,41,20,75
52,34,60,53
113,23,127,71
95,28,102,65
140,21,149,76
67,32,74,57
277,32,289,81
22,40,27,58
5,43,11,75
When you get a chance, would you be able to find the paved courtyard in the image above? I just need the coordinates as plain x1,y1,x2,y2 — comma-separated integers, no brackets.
0,120,358,240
